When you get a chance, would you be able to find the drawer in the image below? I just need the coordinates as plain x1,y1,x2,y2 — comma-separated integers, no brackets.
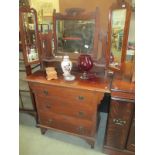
30,83,96,107
36,96,95,121
35,95,95,110
38,111,94,137
105,99,134,149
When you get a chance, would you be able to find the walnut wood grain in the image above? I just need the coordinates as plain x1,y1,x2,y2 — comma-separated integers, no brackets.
104,99,134,149
103,145,134,155
103,76,135,154
38,111,94,137
35,96,95,121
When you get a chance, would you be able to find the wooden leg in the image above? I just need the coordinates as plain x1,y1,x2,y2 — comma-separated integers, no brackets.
40,127,47,135
91,143,94,149
86,139,95,149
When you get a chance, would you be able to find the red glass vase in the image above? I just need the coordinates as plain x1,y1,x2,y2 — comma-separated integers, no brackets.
78,54,93,79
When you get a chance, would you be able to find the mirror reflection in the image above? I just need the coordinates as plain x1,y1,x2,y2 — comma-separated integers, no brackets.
21,12,39,62
110,9,126,69
56,19,95,54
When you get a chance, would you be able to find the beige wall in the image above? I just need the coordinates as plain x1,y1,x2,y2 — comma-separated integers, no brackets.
30,0,59,11
29,0,59,23
29,0,133,41
59,0,132,33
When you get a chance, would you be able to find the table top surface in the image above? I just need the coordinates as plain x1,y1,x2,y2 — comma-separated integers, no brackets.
26,70,135,93
111,79,135,93
26,70,111,93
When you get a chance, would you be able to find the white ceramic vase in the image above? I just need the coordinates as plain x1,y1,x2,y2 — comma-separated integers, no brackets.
61,56,75,81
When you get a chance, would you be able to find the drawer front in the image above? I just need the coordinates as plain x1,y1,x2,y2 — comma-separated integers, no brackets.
35,94,95,110
36,96,95,120
105,99,134,149
30,83,96,107
38,111,94,137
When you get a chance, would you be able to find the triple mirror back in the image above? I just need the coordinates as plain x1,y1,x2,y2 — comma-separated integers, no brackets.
19,1,131,72
106,0,131,72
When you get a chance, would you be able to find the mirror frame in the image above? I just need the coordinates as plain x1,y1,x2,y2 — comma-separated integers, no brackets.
52,7,99,61
19,6,41,65
106,0,131,72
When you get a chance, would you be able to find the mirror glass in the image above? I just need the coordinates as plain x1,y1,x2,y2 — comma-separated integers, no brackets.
56,19,95,54
21,12,39,63
109,9,126,69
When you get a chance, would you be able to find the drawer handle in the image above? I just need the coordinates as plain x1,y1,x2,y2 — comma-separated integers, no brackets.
77,126,85,133
47,119,53,124
113,118,126,126
78,111,85,117
45,103,51,109
77,96,84,100
43,90,48,95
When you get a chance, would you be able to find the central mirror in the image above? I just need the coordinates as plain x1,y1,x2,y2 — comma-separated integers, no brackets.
53,8,99,60
56,19,95,54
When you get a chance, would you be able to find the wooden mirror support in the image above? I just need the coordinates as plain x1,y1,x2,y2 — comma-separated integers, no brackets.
106,0,131,72
52,7,100,61
19,6,41,66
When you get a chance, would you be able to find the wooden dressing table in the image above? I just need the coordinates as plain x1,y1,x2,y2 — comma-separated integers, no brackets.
20,1,135,153
26,70,135,153
26,70,110,148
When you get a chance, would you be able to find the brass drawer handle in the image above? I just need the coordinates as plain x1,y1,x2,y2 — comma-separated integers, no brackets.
62,116,68,121
77,96,84,100
47,119,53,124
77,126,85,133
43,90,48,95
113,118,126,126
45,103,51,109
78,111,85,117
